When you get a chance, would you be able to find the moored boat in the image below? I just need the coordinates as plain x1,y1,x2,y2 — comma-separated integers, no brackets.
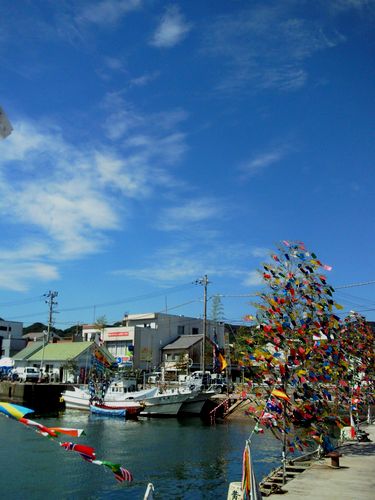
90,404,126,418
179,388,216,415
61,381,156,414
62,379,215,417
140,389,191,417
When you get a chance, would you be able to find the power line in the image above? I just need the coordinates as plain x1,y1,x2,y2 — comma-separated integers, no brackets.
53,282,194,313
0,295,44,307
5,279,375,324
335,280,375,289
6,282,195,321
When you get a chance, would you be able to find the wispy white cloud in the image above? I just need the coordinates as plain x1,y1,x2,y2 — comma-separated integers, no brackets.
203,3,345,92
104,56,127,72
95,150,150,197
112,242,250,286
102,92,189,167
0,122,121,261
129,71,160,87
329,0,375,11
250,247,270,258
0,103,189,291
101,92,188,142
243,270,263,287
157,199,223,232
114,256,202,283
0,262,59,292
0,241,50,261
150,5,191,48
77,0,143,26
0,240,59,291
101,92,143,140
239,148,287,177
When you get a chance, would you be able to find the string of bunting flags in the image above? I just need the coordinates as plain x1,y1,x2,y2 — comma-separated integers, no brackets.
0,402,133,485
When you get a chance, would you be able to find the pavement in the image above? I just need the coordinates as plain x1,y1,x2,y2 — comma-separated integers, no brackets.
271,423,375,500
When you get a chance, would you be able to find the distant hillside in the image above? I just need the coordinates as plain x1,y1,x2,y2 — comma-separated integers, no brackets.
23,322,50,334
23,322,81,338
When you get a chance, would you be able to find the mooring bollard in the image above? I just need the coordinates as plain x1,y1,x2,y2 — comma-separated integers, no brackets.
326,451,341,468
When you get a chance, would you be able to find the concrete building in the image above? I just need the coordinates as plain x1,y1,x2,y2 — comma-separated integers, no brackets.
13,341,115,383
82,312,225,372
162,334,203,374
0,318,26,358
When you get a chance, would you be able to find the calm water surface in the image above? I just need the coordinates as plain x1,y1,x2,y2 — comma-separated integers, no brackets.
0,410,283,499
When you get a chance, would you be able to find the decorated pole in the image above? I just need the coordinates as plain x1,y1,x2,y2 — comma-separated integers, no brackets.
238,241,347,482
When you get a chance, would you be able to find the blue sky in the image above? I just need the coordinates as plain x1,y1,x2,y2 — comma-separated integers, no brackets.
0,0,375,328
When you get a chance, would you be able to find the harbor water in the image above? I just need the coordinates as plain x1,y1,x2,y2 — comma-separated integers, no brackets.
0,410,283,499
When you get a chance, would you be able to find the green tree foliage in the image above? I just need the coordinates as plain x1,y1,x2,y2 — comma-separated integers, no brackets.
94,315,107,331
210,294,224,322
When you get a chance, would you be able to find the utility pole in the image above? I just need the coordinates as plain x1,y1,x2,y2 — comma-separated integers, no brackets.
194,275,209,375
40,291,58,381
46,290,58,343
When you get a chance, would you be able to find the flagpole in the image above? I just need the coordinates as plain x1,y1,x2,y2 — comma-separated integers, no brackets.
282,346,288,485
282,399,287,485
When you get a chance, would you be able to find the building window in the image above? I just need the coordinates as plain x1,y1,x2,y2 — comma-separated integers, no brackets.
177,325,185,335
192,327,199,335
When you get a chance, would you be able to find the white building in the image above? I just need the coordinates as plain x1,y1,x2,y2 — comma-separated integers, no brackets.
0,318,26,358
82,312,225,372
13,341,115,383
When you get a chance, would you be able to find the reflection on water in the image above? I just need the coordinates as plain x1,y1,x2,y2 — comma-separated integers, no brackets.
0,410,284,499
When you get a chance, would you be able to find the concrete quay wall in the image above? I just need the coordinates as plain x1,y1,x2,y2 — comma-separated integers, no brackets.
0,381,68,415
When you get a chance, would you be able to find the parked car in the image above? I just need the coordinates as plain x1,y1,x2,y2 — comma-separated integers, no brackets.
12,367,40,382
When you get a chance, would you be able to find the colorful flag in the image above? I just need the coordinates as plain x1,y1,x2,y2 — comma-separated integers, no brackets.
19,417,58,437
60,442,96,462
207,336,227,372
241,440,262,499
0,402,33,420
93,460,133,482
271,389,290,402
49,427,85,437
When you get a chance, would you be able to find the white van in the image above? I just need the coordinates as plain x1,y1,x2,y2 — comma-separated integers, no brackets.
13,366,39,382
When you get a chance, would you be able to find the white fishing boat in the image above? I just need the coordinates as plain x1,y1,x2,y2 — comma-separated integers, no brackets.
62,377,216,417
140,387,196,417
179,388,217,415
61,380,156,414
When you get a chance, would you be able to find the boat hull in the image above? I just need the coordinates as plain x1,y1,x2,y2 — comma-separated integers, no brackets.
62,387,144,416
90,405,126,417
179,389,216,415
62,384,213,418
179,399,207,415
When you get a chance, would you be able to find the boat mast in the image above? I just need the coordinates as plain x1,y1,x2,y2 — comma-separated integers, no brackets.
195,275,209,376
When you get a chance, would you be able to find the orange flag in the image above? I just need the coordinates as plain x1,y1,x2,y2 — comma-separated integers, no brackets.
271,388,290,402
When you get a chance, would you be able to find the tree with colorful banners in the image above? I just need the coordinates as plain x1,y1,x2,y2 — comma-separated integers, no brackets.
237,240,374,488
340,312,375,430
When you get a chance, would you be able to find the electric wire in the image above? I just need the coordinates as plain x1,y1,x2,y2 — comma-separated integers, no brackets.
4,279,375,325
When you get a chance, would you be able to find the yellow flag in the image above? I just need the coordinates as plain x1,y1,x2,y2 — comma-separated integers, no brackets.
271,388,290,402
